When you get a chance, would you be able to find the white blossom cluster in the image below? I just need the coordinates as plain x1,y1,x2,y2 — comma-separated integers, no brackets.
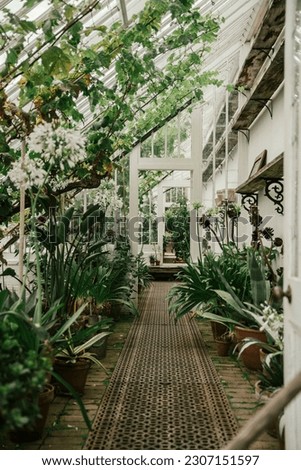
260,302,284,350
7,122,86,190
93,179,123,215
27,122,86,170
7,157,47,190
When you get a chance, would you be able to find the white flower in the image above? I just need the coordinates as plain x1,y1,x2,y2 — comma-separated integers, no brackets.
260,302,284,350
7,157,47,190
27,122,86,170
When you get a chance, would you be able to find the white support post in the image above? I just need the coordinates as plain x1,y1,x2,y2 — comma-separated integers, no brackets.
157,184,164,264
225,84,229,200
190,106,203,263
129,145,140,304
18,140,26,295
212,89,217,206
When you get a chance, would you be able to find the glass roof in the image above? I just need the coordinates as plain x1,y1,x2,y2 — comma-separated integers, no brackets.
0,0,265,150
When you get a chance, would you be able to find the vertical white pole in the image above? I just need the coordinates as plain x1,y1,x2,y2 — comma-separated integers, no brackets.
225,83,229,200
212,89,217,206
129,145,140,259
129,145,140,303
190,106,203,263
157,184,164,264
83,189,87,212
18,140,26,294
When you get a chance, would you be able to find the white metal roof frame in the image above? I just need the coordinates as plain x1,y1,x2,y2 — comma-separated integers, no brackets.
0,0,267,150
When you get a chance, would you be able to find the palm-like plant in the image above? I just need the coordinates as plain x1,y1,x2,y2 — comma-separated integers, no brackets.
168,245,252,323
35,204,107,321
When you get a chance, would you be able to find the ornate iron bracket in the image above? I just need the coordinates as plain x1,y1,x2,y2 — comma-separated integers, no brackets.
241,193,258,212
236,128,250,143
264,178,284,215
250,98,273,118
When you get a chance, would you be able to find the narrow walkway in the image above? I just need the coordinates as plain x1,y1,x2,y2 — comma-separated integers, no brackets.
85,282,238,450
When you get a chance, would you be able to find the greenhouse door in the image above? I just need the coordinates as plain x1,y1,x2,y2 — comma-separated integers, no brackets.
284,0,301,449
129,106,203,264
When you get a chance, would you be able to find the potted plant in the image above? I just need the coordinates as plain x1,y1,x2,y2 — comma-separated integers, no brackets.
149,254,156,266
210,250,283,369
133,252,153,293
168,245,250,324
0,290,54,442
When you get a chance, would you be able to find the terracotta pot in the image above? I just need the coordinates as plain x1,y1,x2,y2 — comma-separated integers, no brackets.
234,326,267,370
10,383,55,443
53,358,91,395
215,339,232,357
255,380,281,438
210,321,228,340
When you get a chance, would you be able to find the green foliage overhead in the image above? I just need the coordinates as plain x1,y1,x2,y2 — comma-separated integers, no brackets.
0,0,223,225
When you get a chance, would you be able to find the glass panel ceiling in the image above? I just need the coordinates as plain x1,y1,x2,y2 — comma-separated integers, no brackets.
0,0,265,151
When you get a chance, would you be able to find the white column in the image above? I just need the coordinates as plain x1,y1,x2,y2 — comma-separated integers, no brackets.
129,145,140,258
212,90,217,206
157,184,164,263
190,105,203,263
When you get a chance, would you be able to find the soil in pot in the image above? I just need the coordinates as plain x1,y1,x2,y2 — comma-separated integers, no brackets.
53,358,91,396
235,326,267,371
10,383,55,443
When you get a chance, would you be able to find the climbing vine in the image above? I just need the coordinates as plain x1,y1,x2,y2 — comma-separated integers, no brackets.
0,0,223,225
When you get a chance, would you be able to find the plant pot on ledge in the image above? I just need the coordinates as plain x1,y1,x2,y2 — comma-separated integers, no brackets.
215,337,232,356
234,325,267,370
10,383,55,443
53,358,91,396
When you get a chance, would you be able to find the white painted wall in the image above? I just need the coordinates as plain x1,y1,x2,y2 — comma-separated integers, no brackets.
248,87,285,169
203,85,285,250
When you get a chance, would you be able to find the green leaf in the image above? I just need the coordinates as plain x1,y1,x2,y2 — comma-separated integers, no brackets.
64,5,76,21
41,46,72,78
6,48,19,66
2,268,16,277
214,290,243,315
19,20,37,33
42,19,55,41
25,0,40,7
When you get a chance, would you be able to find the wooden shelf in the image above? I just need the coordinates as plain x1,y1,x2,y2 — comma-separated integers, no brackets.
236,153,283,194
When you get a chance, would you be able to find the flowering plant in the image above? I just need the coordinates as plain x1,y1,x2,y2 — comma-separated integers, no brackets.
7,121,86,191
258,302,283,351
89,178,123,216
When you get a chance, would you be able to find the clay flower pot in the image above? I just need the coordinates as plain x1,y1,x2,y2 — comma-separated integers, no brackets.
215,338,232,356
53,357,91,395
234,325,267,370
10,383,55,443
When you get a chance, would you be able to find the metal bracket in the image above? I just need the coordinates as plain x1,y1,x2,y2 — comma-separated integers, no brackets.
250,98,273,118
236,128,250,143
252,47,274,59
264,178,284,215
241,193,258,212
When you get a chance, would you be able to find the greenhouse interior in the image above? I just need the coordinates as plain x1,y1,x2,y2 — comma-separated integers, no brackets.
1,0,301,452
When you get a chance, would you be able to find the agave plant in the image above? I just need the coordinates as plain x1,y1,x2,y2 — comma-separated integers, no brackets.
54,327,111,372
